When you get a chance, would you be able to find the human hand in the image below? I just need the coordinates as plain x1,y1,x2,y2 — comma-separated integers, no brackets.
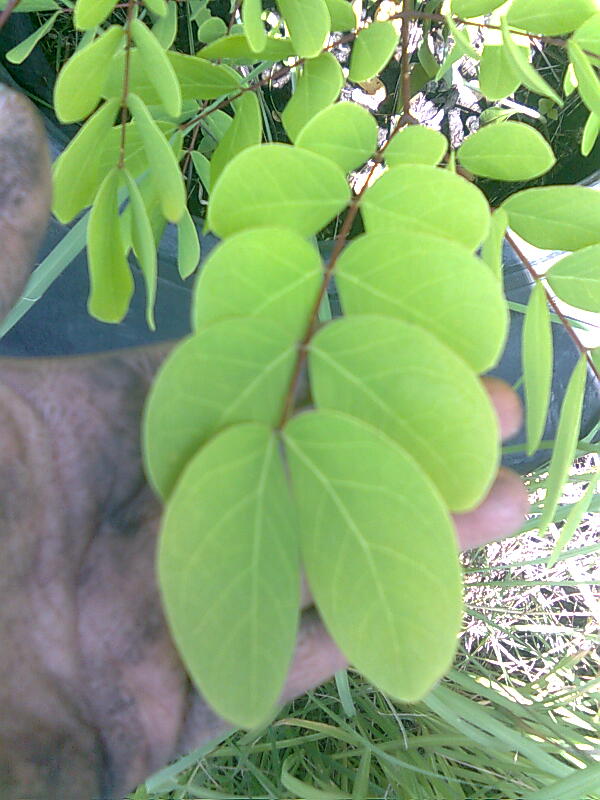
0,87,529,800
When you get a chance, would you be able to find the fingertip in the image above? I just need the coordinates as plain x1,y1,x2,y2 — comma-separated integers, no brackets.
482,376,523,441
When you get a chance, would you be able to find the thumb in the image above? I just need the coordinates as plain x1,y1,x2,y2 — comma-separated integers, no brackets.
0,85,51,324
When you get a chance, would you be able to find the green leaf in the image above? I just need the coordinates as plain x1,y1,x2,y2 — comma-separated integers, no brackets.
87,168,134,323
281,754,348,799
502,185,600,250
385,125,448,167
507,0,598,35
127,92,186,222
451,0,505,15
336,232,508,373
309,315,499,510
536,356,588,533
5,11,59,64
159,422,300,728
281,52,344,142
457,121,556,180
572,12,600,59
349,20,398,82
210,92,262,189
568,40,600,120
198,16,228,43
276,0,330,58
123,170,157,331
295,102,377,172
131,18,182,118
191,149,211,189
546,244,600,311
324,0,356,30
74,0,116,30
582,110,600,156
177,208,201,279
142,317,297,499
192,227,322,338
360,164,490,251
500,18,563,106
52,98,120,223
243,0,267,52
0,0,57,9
284,410,462,701
152,1,178,49
445,14,478,59
523,283,553,457
480,207,508,280
144,0,167,15
207,143,350,239
122,174,167,249
548,475,598,567
54,25,124,123
478,44,525,101
98,118,175,179
196,33,296,62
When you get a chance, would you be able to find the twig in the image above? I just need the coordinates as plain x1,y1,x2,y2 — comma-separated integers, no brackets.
0,0,21,34
400,0,417,125
118,0,137,169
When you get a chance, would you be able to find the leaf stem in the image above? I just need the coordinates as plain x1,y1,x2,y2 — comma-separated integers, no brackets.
118,0,137,170
400,0,417,125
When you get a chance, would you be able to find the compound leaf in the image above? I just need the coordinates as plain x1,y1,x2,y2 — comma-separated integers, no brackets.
546,245,600,311
282,52,344,142
131,17,182,118
210,92,262,189
123,169,158,331
276,0,330,58
295,102,378,172
385,125,448,167
523,282,553,456
349,21,398,82
457,121,556,180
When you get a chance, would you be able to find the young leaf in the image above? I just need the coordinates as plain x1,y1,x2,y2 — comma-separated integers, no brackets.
349,21,398,83
457,121,556,181
360,164,490,251
582,110,600,156
52,98,120,223
507,0,598,35
480,207,508,280
87,168,134,323
74,0,116,30
243,0,267,52
207,143,350,239
309,315,499,511
502,186,600,250
500,18,563,106
324,0,356,31
523,283,553,456
281,52,344,142
451,0,504,15
568,40,600,120
210,92,262,189
123,170,157,331
5,11,59,64
284,410,462,701
131,18,182,118
177,208,201,279
142,317,298,499
536,356,588,533
144,0,167,15
192,227,322,338
478,44,525,101
546,245,600,311
54,25,124,123
384,125,448,167
196,33,296,62
159,422,300,729
152,1,178,49
336,232,508,373
275,0,331,58
127,92,186,222
295,102,377,172
547,475,598,567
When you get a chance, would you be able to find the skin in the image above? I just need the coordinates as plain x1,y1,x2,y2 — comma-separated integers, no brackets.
0,87,530,799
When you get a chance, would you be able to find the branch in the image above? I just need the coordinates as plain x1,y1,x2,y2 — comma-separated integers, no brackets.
118,0,138,169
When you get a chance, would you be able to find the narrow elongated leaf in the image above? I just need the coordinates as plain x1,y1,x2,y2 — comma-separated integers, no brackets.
142,317,298,499
123,170,157,330
87,168,134,323
127,92,186,222
502,186,600,250
192,227,322,338
52,98,120,223
6,11,59,64
309,315,499,510
336,232,508,372
284,410,462,701
196,33,296,62
451,0,504,15
281,52,343,141
276,0,330,58
507,0,598,35
349,21,398,82
568,40,600,120
445,14,478,59
243,0,267,52
478,44,525,101
548,475,597,567
361,164,490,251
481,207,508,280
536,356,588,533
546,245,600,311
385,125,447,167
324,0,356,30
523,283,553,456
210,92,262,188
501,18,563,106
582,110,600,156
159,422,300,728
54,25,124,123
281,754,348,799
177,208,201,279
207,143,350,238
131,18,182,118
457,121,555,180
152,1,178,49
295,102,377,172
74,0,116,30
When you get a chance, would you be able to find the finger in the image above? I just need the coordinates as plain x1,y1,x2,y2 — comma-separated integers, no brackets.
482,375,523,441
0,85,51,323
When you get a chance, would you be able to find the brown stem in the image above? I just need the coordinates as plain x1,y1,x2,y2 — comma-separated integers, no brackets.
227,0,243,33
118,0,137,169
0,0,21,34
400,0,416,124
